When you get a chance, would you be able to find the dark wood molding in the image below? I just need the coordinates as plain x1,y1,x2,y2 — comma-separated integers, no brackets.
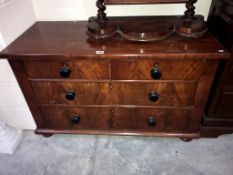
201,0,233,137
36,128,200,138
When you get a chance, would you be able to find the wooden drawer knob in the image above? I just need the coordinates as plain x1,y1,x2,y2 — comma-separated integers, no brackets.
70,115,81,124
65,91,76,100
151,65,162,79
147,117,156,127
60,66,71,78
148,92,159,102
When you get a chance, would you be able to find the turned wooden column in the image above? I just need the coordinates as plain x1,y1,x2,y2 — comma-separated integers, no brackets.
184,0,197,19
96,0,107,22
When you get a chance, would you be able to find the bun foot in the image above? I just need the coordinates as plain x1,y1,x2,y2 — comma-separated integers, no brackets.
42,133,53,138
180,138,192,142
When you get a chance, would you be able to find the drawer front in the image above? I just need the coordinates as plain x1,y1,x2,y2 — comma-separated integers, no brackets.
23,60,109,79
226,67,233,86
111,60,208,80
31,82,196,106
31,82,111,105
40,107,191,132
214,91,233,117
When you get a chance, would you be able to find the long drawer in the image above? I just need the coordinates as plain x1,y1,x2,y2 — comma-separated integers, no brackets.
31,82,197,106
40,107,191,132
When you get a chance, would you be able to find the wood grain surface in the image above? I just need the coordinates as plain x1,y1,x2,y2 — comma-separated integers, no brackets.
23,60,109,79
31,82,196,106
0,21,229,60
40,106,191,132
111,60,210,80
0,21,229,138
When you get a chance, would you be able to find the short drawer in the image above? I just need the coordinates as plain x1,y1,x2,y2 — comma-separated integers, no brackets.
111,60,209,80
31,82,197,106
40,107,191,132
23,60,109,79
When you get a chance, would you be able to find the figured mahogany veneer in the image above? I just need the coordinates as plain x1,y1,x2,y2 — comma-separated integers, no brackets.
40,106,191,132
23,60,109,80
0,21,229,139
24,60,211,80
111,60,211,80
0,21,227,59
30,81,196,106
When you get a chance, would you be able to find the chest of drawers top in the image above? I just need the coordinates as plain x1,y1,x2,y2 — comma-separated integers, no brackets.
0,21,229,60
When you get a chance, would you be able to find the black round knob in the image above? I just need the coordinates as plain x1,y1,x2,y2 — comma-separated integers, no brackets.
151,66,162,79
148,92,159,102
60,66,71,78
65,91,76,100
147,117,156,127
70,115,81,124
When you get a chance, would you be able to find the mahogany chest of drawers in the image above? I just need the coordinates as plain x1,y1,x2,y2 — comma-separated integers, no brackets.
0,21,229,140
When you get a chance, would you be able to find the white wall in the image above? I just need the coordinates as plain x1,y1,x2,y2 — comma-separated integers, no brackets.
0,0,36,129
32,0,212,21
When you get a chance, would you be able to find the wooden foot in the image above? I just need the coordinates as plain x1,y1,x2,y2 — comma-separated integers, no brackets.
42,133,53,138
180,138,193,142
